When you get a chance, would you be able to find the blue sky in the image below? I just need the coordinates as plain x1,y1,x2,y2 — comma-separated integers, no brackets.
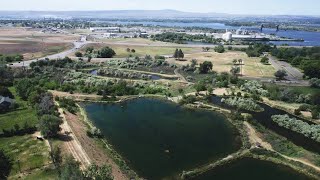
1,0,319,15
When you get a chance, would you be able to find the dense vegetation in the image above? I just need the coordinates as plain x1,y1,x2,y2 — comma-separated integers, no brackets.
271,47,320,78
151,32,219,44
222,97,264,112
272,115,320,143
0,54,23,64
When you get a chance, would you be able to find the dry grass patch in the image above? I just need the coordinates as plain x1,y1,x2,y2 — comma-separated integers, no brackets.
167,51,276,78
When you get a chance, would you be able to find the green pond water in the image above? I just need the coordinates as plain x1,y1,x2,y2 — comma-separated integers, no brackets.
83,98,242,179
193,157,311,180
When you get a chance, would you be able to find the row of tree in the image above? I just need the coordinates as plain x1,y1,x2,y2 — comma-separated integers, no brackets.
272,114,320,143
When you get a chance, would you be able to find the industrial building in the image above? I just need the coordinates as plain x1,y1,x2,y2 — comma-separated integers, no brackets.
89,27,120,33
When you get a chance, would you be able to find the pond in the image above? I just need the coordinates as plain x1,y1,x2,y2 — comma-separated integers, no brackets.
211,96,320,154
83,98,242,179
192,157,311,180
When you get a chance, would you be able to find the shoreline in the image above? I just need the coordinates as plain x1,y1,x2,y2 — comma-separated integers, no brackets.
60,94,320,179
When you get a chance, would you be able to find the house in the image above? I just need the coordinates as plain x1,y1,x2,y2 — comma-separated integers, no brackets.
0,96,14,110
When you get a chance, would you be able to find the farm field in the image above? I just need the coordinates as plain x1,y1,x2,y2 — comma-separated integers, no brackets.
0,28,76,60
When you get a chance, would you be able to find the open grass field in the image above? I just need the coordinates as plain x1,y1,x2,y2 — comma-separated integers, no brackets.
81,43,197,58
0,135,50,177
167,51,276,78
0,87,38,133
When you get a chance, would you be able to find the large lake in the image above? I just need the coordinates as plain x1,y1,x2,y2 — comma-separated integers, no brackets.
83,98,242,179
107,20,320,46
192,157,311,180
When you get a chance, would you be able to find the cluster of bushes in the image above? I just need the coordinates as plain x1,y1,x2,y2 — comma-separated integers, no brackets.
1,122,37,137
245,44,273,57
87,127,103,138
84,46,116,58
221,97,264,112
30,57,95,70
104,56,176,74
266,85,311,104
56,97,78,114
152,32,219,44
310,78,320,88
241,81,268,96
59,156,113,180
214,45,225,53
97,68,156,80
0,54,23,63
179,95,197,105
272,115,320,143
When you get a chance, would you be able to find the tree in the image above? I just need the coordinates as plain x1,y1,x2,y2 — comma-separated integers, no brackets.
274,70,288,80
131,49,136,53
39,115,63,138
260,56,269,64
173,49,179,59
0,150,11,179
97,47,116,58
85,47,94,54
191,59,197,68
59,156,84,180
214,45,225,53
232,59,238,65
75,52,83,57
15,78,34,100
202,47,210,52
84,164,113,180
230,66,240,76
174,49,184,59
126,48,131,52
0,86,13,98
199,61,213,74
50,146,62,168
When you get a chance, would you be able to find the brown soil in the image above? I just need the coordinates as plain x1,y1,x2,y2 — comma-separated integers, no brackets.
0,41,72,59
64,111,128,180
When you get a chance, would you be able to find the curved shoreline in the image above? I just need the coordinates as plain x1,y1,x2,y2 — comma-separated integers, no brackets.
70,94,320,179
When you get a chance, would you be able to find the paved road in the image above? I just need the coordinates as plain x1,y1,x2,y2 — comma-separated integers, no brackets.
9,36,89,67
267,55,309,86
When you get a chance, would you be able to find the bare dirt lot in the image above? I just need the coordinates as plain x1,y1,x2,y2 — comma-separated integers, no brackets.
0,28,77,60
0,40,72,59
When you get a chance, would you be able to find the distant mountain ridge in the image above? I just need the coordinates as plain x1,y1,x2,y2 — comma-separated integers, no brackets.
0,9,318,20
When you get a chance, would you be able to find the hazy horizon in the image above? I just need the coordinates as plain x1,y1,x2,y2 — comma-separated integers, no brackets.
0,0,319,16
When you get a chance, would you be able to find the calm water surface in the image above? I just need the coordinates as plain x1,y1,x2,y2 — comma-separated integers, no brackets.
107,20,320,46
84,98,241,179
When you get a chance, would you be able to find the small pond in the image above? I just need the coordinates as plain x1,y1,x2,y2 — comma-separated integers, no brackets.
83,98,242,179
192,157,311,180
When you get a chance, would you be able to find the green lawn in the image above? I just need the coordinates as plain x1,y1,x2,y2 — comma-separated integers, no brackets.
0,135,50,177
0,87,38,133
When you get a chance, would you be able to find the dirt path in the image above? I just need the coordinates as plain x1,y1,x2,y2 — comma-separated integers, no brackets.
66,109,128,179
174,68,188,83
244,121,320,173
244,121,273,151
58,107,91,168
